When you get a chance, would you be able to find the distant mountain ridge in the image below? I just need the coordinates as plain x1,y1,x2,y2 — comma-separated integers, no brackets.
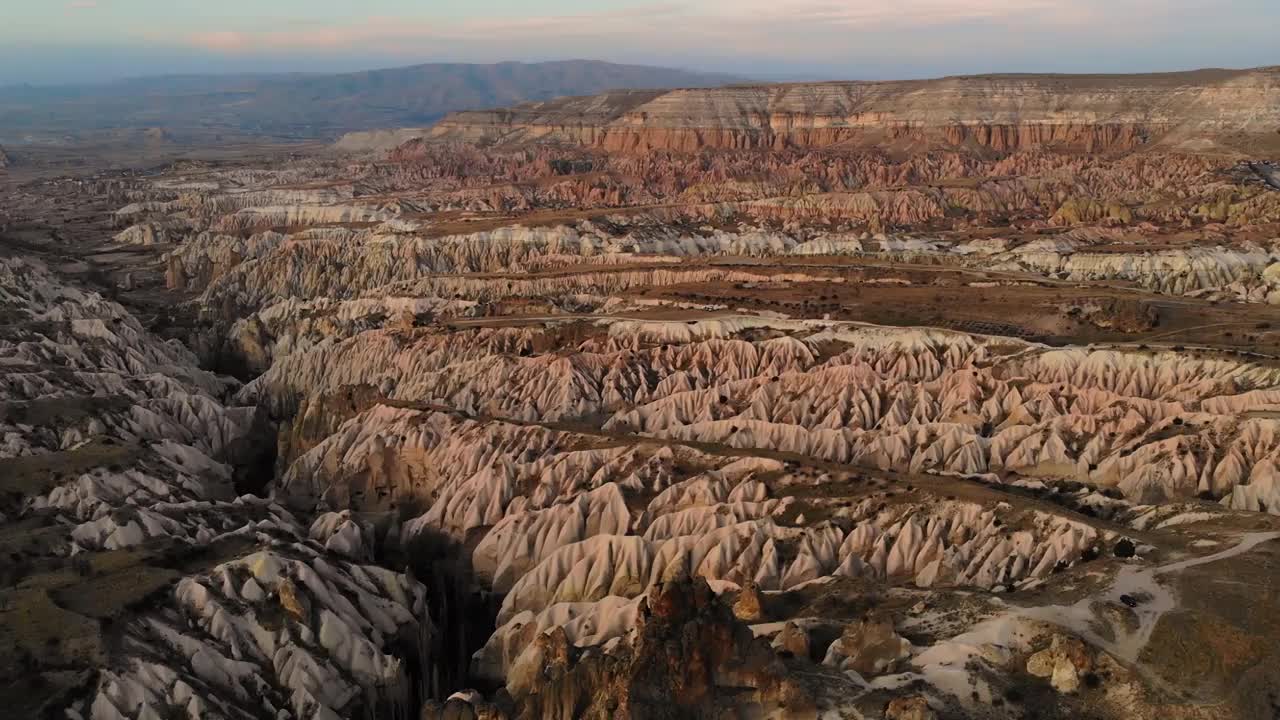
0,60,744,143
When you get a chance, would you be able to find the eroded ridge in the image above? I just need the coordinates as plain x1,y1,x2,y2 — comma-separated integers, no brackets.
4,73,1280,719
0,258,439,720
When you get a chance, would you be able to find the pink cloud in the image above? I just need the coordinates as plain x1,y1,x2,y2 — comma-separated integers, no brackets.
188,31,252,52
174,0,1211,64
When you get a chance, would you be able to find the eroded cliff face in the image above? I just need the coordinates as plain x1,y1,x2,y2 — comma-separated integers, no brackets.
457,576,814,720
0,257,447,720
429,68,1280,154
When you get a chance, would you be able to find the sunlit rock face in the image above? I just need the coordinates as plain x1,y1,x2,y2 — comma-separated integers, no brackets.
243,318,1280,509
429,68,1280,153
250,322,1280,717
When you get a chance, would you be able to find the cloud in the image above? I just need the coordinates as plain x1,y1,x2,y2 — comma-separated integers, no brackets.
173,0,1259,76
67,0,99,8
177,0,1135,50
187,31,250,52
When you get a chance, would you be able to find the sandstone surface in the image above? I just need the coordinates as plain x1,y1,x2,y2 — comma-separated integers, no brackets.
430,68,1280,154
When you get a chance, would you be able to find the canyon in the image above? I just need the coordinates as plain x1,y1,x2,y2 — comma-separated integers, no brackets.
2,66,1280,720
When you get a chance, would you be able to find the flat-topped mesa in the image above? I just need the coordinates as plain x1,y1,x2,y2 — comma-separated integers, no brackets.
333,127,430,154
428,67,1280,154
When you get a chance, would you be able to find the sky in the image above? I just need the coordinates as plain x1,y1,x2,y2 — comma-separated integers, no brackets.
2,0,1277,85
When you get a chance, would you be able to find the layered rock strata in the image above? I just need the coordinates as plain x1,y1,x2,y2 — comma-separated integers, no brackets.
429,68,1280,154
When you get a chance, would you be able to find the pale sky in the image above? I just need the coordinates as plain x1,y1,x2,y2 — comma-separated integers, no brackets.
3,0,1276,85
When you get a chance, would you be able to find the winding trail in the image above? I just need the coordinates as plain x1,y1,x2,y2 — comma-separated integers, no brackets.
906,531,1280,704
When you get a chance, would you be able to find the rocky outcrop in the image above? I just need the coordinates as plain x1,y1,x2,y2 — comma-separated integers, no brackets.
227,295,482,372
243,315,1280,508
190,225,806,317
333,128,430,154
83,544,434,720
508,577,812,719
0,258,443,719
429,68,1280,154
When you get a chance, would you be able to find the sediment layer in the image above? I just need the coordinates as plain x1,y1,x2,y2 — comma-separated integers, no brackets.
430,68,1280,154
